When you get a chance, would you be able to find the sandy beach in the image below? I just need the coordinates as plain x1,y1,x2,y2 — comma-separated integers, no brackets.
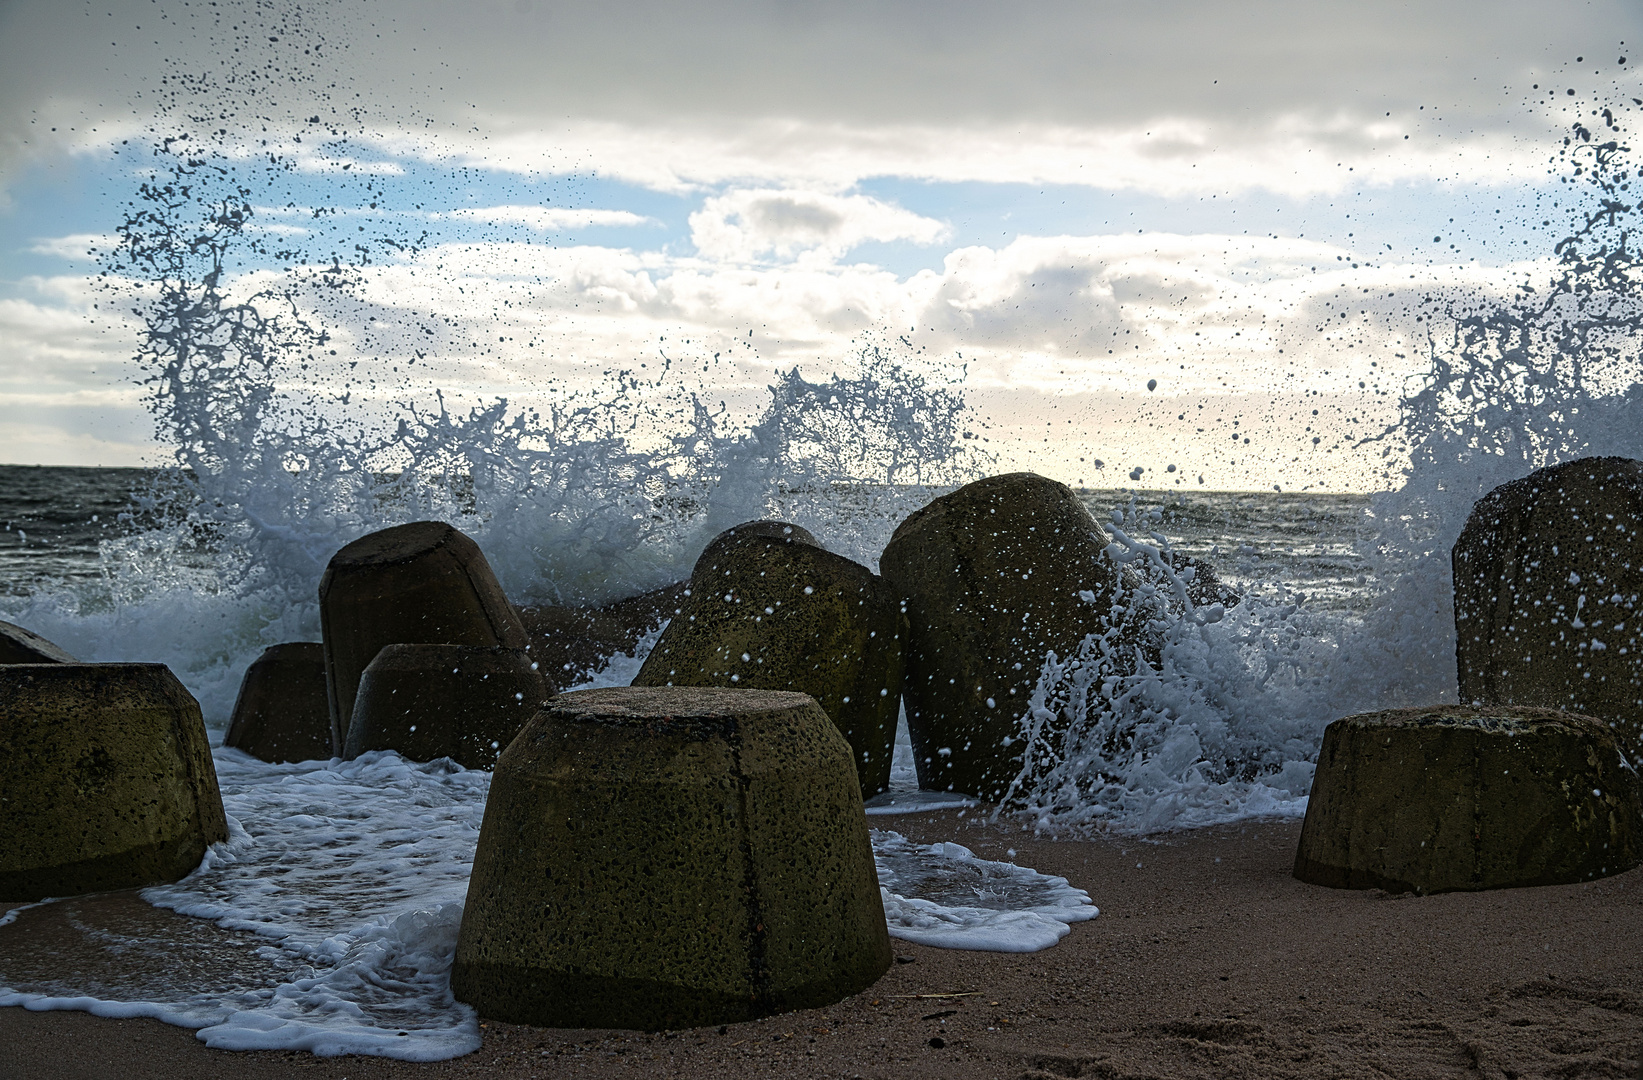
4,811,1641,1080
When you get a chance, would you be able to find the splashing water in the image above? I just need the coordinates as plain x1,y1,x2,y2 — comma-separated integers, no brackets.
3,4,1639,837
997,104,1643,834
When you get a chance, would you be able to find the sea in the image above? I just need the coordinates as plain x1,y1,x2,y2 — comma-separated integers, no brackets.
4,29,1643,1059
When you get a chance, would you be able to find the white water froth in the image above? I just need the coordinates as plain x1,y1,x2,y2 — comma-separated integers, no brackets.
1,740,1099,1061
873,830,1097,952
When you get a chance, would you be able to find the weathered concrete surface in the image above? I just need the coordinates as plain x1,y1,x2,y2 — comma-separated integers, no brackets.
517,583,686,690
223,643,334,763
0,620,76,664
344,643,548,769
1294,705,1641,894
320,521,527,754
0,664,228,901
878,473,1121,799
632,523,904,795
452,686,891,1030
1454,456,1643,756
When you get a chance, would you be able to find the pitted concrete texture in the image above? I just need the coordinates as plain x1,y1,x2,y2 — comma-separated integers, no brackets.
320,521,527,754
632,522,905,795
344,643,548,769
452,685,892,1030
0,619,77,664
1294,704,1642,894
1453,457,1643,758
879,473,1122,799
224,643,334,763
0,664,228,901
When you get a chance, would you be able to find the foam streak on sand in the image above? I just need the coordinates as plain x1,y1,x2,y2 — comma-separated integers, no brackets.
0,747,1099,1061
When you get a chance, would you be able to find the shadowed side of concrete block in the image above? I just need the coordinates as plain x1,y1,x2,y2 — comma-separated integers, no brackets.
320,521,526,754
344,643,547,769
0,664,228,901
633,522,904,796
0,620,77,664
879,473,1121,799
223,642,333,763
1295,705,1642,894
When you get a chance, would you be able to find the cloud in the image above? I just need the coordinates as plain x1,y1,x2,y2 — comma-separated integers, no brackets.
688,189,947,263
4,0,1638,201
442,206,656,231
28,234,106,260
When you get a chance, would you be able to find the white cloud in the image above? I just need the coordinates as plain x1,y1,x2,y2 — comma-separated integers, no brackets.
688,189,947,263
371,113,1554,198
28,234,107,260
442,206,656,231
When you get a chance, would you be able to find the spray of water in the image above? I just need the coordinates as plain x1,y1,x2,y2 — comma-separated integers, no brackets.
999,101,1643,834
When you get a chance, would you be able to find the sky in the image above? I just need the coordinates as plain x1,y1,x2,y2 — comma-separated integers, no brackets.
1,0,1641,489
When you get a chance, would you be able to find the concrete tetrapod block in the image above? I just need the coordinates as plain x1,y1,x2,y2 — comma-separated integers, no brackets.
879,472,1123,799
0,664,228,902
223,642,334,763
1453,456,1643,757
344,643,548,769
0,619,77,664
452,686,892,1030
632,521,906,796
320,521,527,755
1294,705,1642,895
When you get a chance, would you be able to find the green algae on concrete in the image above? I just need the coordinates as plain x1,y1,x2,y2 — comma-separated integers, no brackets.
0,664,228,902
223,642,334,763
632,522,905,795
879,472,1122,800
1453,456,1643,757
344,643,548,769
319,521,527,755
451,686,892,1030
1294,705,1642,894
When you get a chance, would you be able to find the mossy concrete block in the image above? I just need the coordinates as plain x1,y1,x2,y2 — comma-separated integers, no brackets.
1294,705,1642,894
878,472,1120,799
223,643,333,763
0,664,228,902
1453,457,1643,757
632,523,905,796
320,521,527,755
517,582,685,691
344,643,548,769
0,620,76,664
451,686,892,1030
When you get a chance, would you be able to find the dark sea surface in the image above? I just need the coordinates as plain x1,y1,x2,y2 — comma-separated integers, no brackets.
0,464,1374,614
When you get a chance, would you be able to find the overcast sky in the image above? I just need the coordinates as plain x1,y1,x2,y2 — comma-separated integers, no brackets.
1,0,1640,488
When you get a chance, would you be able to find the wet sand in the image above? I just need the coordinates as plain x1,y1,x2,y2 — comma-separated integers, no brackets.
4,813,1642,1080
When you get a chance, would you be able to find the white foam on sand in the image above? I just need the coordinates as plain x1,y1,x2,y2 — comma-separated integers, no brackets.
0,744,1100,1060
873,830,1098,952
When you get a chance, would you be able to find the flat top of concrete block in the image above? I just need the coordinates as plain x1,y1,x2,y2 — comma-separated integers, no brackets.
0,661,177,680
550,685,818,723
1335,704,1609,737
329,521,476,568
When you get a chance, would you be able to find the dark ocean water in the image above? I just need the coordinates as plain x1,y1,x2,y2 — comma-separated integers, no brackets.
0,464,1374,615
